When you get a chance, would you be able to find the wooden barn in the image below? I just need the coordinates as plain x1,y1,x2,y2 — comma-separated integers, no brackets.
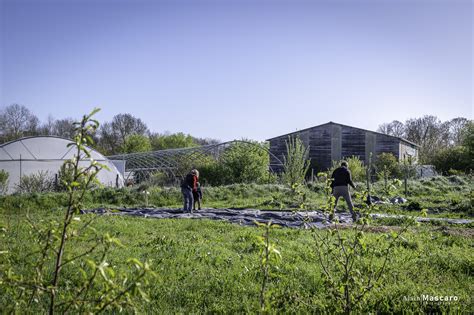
266,122,418,172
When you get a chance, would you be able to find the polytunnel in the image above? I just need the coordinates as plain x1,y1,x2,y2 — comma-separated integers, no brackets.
0,136,124,194
107,140,285,184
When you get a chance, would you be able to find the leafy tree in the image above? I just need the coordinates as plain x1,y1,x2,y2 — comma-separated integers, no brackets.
120,134,152,153
461,121,474,159
431,146,471,175
149,132,197,150
281,136,311,187
430,121,473,174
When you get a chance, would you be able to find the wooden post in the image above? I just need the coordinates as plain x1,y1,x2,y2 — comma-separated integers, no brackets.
19,154,22,192
366,153,372,205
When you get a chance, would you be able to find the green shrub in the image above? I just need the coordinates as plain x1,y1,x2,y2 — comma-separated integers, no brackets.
16,170,55,193
281,136,311,187
198,141,270,186
431,146,471,175
0,170,8,195
329,156,366,182
375,153,401,179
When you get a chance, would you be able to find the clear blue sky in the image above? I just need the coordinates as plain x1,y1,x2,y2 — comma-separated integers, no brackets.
1,0,472,141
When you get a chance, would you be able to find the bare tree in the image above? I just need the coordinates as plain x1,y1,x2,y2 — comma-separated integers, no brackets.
111,113,149,144
96,113,149,155
97,122,117,155
0,104,39,142
404,115,445,163
53,118,75,139
38,115,56,135
447,117,469,146
377,120,405,138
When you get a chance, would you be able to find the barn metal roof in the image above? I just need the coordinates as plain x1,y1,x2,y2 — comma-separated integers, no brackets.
265,121,419,147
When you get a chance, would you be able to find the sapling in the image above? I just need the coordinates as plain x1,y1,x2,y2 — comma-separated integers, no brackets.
313,176,412,313
282,136,311,189
255,220,281,312
0,109,155,314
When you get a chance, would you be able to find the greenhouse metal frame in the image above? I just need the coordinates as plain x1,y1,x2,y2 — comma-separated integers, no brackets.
108,140,285,182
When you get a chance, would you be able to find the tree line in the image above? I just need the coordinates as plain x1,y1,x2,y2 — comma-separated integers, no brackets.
1,104,472,174
0,104,219,155
377,116,473,174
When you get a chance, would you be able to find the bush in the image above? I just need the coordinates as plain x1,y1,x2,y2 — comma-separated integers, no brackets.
375,153,401,179
431,146,471,175
16,170,55,193
198,141,270,186
329,156,366,182
57,162,74,191
145,171,174,186
281,136,311,187
0,169,8,195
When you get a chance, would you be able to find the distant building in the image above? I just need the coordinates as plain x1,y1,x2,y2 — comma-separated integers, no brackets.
266,122,418,172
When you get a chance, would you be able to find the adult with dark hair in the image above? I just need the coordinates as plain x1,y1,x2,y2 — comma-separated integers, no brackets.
181,169,198,213
331,161,358,221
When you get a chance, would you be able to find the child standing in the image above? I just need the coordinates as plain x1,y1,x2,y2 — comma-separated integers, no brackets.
193,182,203,211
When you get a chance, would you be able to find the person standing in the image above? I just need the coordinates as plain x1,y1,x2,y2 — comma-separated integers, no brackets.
181,169,198,213
331,161,358,221
193,181,203,211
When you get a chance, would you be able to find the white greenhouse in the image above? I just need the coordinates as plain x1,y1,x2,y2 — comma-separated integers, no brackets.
0,136,124,194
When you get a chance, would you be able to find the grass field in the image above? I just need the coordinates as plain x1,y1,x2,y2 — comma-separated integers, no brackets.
1,176,472,313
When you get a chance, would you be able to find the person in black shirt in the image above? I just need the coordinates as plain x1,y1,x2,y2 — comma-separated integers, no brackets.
331,161,358,221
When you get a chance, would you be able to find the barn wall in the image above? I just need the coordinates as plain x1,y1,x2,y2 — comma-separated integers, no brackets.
365,133,376,163
268,123,418,173
340,126,366,163
309,125,332,170
331,125,342,162
268,130,312,172
375,133,400,159
399,142,418,162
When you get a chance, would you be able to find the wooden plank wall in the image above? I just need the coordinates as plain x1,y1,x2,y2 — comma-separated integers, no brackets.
375,133,400,158
309,126,332,170
268,123,417,173
268,130,311,172
341,126,366,163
